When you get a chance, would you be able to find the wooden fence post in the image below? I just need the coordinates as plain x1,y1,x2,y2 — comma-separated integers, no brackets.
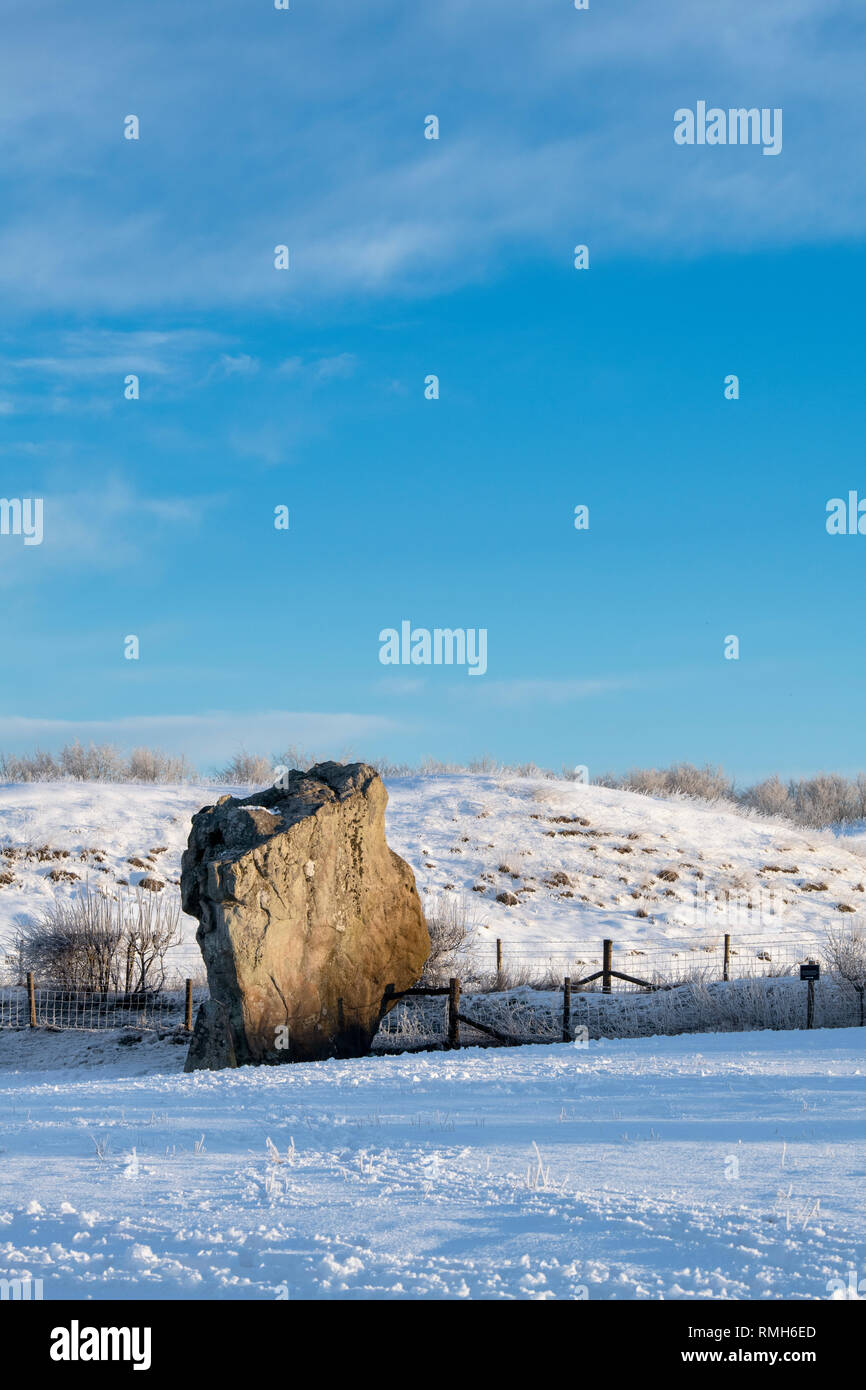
723,933,731,983
602,939,612,995
448,977,460,1049
27,971,36,1028
184,979,193,1032
562,977,571,1042
496,938,502,975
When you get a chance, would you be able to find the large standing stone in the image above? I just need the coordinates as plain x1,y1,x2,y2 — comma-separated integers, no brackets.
181,762,429,1068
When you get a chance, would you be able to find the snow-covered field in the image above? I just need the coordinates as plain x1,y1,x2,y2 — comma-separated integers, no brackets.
0,1029,864,1300
1,773,865,980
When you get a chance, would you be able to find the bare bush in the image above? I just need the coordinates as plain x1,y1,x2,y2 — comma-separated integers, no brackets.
217,751,274,785
126,747,190,783
0,747,62,781
0,742,194,784
121,889,183,992
737,771,866,828
275,744,360,774
787,774,865,828
595,762,866,829
369,756,558,779
15,884,181,993
467,755,502,774
598,762,734,802
739,775,791,818
15,892,123,991
59,740,125,781
420,894,478,985
823,922,866,1024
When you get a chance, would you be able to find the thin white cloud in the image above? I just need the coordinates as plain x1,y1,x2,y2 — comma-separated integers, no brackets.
375,676,428,697
227,425,293,467
0,476,215,587
312,353,356,381
0,0,858,310
1,329,226,380
213,353,260,378
0,710,398,766
276,353,357,382
276,357,303,378
456,677,643,706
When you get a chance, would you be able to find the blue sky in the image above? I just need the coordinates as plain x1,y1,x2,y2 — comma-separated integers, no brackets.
0,0,864,779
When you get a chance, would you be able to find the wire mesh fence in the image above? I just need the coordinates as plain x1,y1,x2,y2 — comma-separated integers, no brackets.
373,977,865,1050
0,984,207,1031
376,970,863,1049
375,932,846,1048
0,930,851,1048
461,933,825,992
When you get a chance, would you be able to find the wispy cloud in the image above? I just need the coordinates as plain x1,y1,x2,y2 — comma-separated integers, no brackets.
0,709,398,767
0,0,859,312
0,329,225,380
0,476,217,587
372,673,642,705
276,353,357,382
211,353,260,378
455,677,643,706
375,676,428,697
227,425,294,468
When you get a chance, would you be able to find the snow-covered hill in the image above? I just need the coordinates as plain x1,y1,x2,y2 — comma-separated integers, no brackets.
385,775,866,972
0,774,864,979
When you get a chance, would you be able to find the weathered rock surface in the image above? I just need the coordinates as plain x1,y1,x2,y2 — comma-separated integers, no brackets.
181,762,429,1068
186,998,237,1071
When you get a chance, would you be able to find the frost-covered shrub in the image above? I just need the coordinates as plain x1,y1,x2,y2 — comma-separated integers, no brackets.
597,763,734,802
216,752,274,786
419,894,478,985
787,774,866,828
0,742,194,783
739,775,792,818
15,885,181,992
59,740,125,782
126,747,190,783
823,922,866,1024
594,762,866,828
0,748,62,781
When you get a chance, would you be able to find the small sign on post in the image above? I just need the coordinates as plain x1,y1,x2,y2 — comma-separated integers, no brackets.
800,961,820,1030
